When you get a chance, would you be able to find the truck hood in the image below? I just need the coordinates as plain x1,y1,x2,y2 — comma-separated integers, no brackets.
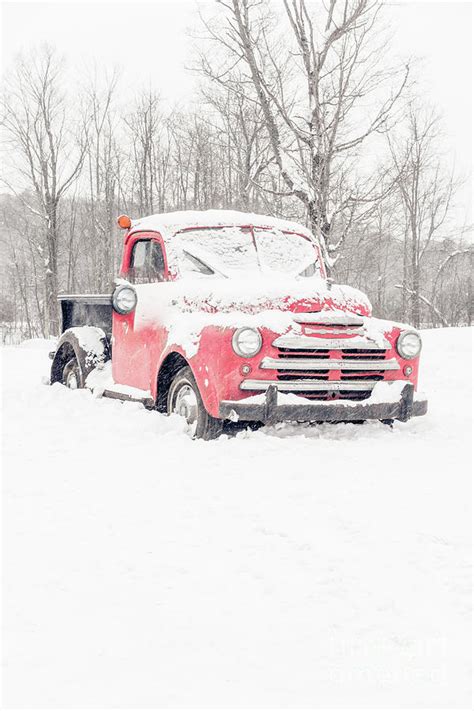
136,275,372,318
132,278,393,360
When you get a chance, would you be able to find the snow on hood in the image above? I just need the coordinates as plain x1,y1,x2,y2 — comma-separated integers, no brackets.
135,274,371,319
133,276,372,358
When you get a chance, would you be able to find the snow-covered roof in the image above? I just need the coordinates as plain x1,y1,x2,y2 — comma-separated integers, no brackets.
130,209,316,243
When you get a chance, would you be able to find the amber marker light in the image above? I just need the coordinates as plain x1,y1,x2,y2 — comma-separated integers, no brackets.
117,214,132,230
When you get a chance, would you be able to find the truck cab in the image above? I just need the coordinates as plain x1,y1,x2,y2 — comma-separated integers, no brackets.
50,209,427,438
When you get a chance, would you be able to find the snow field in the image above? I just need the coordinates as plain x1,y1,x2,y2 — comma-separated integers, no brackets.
2,328,471,707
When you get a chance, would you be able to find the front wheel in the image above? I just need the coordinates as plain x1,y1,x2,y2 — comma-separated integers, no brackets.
167,366,223,440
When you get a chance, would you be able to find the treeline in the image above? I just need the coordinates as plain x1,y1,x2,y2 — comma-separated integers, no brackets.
0,0,472,341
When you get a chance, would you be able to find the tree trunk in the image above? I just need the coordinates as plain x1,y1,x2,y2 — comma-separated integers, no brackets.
411,259,421,328
45,206,60,336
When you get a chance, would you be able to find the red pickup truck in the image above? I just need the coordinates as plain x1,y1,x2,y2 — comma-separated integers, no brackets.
50,210,427,438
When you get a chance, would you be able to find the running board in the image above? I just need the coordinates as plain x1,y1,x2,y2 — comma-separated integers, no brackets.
101,387,155,409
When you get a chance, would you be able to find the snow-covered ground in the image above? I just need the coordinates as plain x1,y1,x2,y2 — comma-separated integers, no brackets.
2,328,471,708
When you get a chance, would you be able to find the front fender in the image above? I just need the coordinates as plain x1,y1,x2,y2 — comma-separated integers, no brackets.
153,343,222,417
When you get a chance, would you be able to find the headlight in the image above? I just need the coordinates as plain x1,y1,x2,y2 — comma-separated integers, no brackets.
232,327,262,358
112,284,137,315
396,330,422,359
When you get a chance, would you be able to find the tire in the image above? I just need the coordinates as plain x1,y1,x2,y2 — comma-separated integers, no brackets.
62,357,84,390
167,366,223,440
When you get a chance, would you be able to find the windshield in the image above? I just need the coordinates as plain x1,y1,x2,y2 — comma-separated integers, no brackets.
170,226,323,279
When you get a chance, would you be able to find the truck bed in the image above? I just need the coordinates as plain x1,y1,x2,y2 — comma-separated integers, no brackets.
58,294,112,334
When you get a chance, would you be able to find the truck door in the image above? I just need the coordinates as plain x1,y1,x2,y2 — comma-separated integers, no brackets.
112,236,167,391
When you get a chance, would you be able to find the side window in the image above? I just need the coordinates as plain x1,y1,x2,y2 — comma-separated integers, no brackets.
131,241,148,270
129,240,166,283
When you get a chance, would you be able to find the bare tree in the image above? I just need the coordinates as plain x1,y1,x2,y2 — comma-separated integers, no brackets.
390,106,457,327
124,90,164,215
431,246,472,326
1,46,87,334
82,69,122,288
198,0,409,267
199,76,272,210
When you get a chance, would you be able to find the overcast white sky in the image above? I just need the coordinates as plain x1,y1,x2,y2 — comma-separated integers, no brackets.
1,0,472,221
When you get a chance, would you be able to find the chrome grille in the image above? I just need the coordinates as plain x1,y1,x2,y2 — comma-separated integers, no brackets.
240,313,399,402
273,345,389,399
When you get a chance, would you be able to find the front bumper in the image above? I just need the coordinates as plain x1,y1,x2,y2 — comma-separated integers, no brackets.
219,381,428,424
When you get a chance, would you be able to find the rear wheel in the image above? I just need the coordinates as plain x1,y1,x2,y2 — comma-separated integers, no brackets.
62,357,83,390
167,366,223,440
